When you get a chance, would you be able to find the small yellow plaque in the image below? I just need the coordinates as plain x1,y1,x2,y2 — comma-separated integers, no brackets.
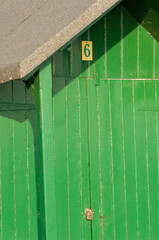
82,41,93,61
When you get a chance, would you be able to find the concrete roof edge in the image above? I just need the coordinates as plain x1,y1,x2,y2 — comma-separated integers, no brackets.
0,0,122,83
0,64,21,83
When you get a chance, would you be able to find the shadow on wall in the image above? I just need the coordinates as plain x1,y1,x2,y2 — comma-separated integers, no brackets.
1,0,157,132
52,4,138,96
122,0,159,42
0,4,140,120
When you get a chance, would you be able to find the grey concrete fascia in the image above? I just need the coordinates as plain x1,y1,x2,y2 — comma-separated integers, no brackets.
0,0,122,83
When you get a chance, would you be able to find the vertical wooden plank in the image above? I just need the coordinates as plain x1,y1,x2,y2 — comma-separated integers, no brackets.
120,79,128,240
155,41,159,78
71,38,82,77
104,16,108,79
79,77,91,240
96,86,104,238
87,80,100,239
98,81,115,240
71,36,91,239
53,76,69,240
145,81,158,239
90,17,105,80
0,81,15,240
155,80,159,238
26,88,38,240
134,81,149,239
139,27,153,79
123,8,138,78
63,46,71,78
107,6,121,78
53,51,64,77
143,81,151,240
13,81,29,240
120,10,128,238
53,46,70,240
108,79,116,240
110,80,127,240
122,80,138,239
35,59,57,240
66,78,82,240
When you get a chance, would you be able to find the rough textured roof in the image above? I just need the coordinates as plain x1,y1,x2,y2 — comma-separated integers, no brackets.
0,0,122,83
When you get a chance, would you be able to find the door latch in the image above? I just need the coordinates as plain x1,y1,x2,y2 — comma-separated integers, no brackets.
85,208,94,221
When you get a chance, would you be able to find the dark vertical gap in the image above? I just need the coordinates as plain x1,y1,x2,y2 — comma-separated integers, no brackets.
85,78,93,239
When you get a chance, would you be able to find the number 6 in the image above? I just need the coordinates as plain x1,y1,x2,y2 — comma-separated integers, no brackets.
84,44,91,57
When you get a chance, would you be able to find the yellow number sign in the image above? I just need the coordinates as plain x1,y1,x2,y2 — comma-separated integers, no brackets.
82,41,93,61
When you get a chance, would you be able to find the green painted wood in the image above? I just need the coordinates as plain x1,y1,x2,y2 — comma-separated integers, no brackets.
87,81,102,239
123,0,159,42
134,81,150,240
0,103,35,112
139,27,154,79
52,4,159,240
97,81,115,239
78,77,92,240
1,3,159,240
67,78,85,240
26,87,39,240
110,80,127,240
123,8,138,79
90,17,105,81
86,80,159,240
53,76,69,240
145,81,158,239
0,82,15,240
0,81,38,240
35,59,57,240
107,6,121,78
122,80,138,239
52,29,93,240
13,81,29,239
155,42,159,78
52,54,92,239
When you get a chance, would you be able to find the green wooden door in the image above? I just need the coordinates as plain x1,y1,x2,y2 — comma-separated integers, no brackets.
53,4,159,239
87,79,159,240
53,76,159,240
